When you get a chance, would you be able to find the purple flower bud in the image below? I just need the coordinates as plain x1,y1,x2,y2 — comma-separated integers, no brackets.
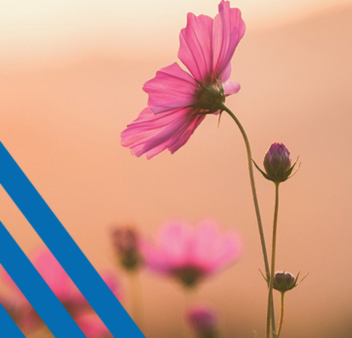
273,271,297,293
263,143,293,183
187,306,218,338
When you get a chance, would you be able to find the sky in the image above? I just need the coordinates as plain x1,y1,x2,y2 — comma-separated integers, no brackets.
0,0,349,64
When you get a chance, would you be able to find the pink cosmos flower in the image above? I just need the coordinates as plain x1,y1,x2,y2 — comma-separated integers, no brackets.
31,249,120,311
141,220,242,287
75,312,113,338
187,305,218,338
0,248,120,332
121,1,245,159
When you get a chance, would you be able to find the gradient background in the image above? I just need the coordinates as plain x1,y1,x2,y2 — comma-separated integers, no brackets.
1,0,352,337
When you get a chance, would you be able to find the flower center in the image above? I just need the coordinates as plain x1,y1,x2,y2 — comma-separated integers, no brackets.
194,81,225,114
172,265,204,288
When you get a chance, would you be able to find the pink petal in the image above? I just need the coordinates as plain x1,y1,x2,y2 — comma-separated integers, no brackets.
212,1,245,81
72,271,121,305
140,240,168,273
76,312,112,338
141,220,242,279
141,221,194,274
32,249,74,301
187,222,219,271
121,107,205,159
143,63,198,114
207,232,242,272
223,81,241,96
0,268,30,309
158,221,192,267
178,13,214,83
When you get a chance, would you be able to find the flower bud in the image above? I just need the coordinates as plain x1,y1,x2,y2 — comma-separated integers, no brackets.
263,143,292,182
111,227,143,271
187,306,218,338
273,271,298,293
253,143,298,183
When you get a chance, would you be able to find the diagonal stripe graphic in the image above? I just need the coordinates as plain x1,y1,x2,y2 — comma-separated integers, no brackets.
0,303,26,337
0,142,144,337
0,221,86,337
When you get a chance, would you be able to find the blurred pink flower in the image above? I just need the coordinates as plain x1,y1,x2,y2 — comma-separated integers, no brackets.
31,248,84,308
0,267,39,330
121,0,245,159
0,248,121,332
187,305,218,338
141,220,242,287
75,312,113,338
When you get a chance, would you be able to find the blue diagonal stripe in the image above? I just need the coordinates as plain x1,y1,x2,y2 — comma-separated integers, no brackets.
0,303,26,337
0,142,144,338
0,222,86,337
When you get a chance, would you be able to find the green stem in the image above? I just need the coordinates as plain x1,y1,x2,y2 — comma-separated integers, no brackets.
221,104,270,282
221,104,275,335
183,288,196,338
266,182,280,338
128,271,143,331
276,292,285,338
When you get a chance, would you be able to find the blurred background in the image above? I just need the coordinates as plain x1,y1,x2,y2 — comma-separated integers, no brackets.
1,0,352,337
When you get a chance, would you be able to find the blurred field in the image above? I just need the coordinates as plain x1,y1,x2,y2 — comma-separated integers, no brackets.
1,1,352,337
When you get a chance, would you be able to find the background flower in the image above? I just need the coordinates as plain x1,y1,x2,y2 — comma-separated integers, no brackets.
111,226,144,271
75,312,113,338
141,220,242,287
0,248,121,334
187,305,218,338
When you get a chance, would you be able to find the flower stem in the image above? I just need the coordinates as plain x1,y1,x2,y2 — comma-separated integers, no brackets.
276,292,285,338
183,288,196,338
128,271,143,331
221,104,270,282
221,104,275,334
266,182,280,338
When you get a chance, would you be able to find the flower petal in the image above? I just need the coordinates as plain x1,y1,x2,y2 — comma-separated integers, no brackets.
212,1,245,81
141,220,242,279
32,249,74,301
223,81,241,96
178,13,214,83
140,240,169,274
143,63,197,114
158,221,192,268
76,312,112,338
121,107,205,159
207,232,242,272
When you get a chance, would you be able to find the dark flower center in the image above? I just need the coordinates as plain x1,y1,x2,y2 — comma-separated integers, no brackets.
194,81,225,114
172,265,204,288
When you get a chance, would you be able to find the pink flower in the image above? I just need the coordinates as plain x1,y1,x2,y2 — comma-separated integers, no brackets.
75,312,113,338
121,1,245,159
141,220,242,287
31,248,83,307
0,267,39,331
0,248,121,332
187,305,218,338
